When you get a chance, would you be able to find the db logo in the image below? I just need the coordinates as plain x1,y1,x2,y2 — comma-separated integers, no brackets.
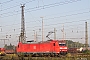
33,46,36,49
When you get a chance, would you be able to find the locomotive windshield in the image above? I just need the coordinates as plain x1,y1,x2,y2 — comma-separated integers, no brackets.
59,43,66,46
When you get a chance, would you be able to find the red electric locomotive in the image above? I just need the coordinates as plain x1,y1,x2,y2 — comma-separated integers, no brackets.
16,40,67,56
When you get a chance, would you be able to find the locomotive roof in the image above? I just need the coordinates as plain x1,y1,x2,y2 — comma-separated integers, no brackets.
19,40,65,44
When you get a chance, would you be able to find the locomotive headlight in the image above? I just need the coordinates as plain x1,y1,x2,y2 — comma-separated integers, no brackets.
60,48,63,49
60,47,67,49
64,47,67,49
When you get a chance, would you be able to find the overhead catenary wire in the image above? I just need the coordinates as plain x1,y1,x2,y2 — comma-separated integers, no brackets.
0,0,90,47
25,19,90,30
1,18,89,34
1,17,90,32
0,1,89,32
1,9,90,27
26,0,81,11
43,11,90,21
0,17,90,33
1,6,89,25
0,0,83,29
0,0,81,18
0,0,36,12
0,0,88,29
0,0,13,4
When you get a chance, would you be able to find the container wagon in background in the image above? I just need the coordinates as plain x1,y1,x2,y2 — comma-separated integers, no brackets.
4,44,16,54
5,49,15,54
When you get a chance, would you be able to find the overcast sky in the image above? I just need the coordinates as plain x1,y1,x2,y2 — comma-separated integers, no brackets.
0,0,90,47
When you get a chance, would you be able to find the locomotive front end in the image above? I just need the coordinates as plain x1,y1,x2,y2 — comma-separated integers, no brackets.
59,40,68,54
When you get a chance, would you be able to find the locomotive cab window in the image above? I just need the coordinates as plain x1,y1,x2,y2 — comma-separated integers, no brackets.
18,45,19,48
53,43,55,46
59,43,66,46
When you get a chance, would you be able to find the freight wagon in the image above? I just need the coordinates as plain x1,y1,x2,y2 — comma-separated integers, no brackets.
0,48,6,56
5,49,15,54
16,40,67,56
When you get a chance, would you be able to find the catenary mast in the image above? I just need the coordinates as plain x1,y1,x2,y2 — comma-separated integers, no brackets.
20,4,26,43
85,22,88,50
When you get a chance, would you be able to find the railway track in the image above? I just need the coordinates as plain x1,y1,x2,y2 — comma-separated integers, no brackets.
0,53,90,60
76,53,90,57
